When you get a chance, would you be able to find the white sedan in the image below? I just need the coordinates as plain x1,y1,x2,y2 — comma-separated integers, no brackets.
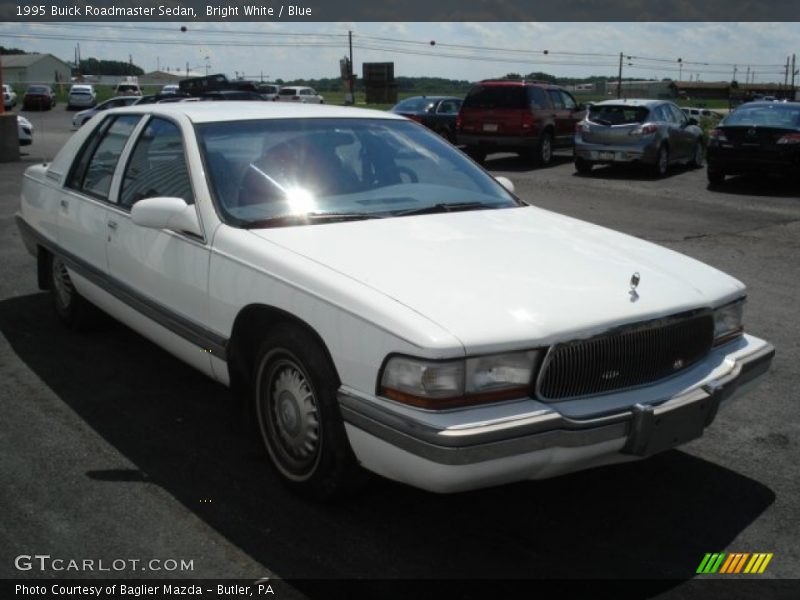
16,103,774,499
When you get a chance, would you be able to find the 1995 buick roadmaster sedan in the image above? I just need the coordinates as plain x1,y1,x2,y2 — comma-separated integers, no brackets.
17,103,774,499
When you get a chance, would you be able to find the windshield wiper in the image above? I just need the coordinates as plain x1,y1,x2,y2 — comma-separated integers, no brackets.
243,212,383,229
392,202,500,217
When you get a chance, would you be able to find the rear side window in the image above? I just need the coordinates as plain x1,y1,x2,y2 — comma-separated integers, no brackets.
547,90,565,109
120,118,193,209
67,114,142,200
528,87,548,109
463,85,529,110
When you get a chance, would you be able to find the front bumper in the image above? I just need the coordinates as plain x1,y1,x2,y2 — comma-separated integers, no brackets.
340,334,774,492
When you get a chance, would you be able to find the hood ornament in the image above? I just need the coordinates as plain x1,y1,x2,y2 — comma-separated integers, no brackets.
629,272,640,302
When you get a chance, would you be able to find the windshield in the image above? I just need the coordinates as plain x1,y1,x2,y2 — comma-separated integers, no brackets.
589,105,649,125
724,104,800,128
197,118,520,228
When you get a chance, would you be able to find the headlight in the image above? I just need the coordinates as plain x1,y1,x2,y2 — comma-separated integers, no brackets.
379,351,539,409
713,298,745,346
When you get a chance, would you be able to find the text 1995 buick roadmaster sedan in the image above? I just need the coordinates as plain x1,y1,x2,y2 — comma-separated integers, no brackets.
17,103,774,499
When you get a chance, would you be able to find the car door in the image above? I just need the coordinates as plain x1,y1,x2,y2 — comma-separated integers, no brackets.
60,114,143,279
433,99,461,138
106,115,214,371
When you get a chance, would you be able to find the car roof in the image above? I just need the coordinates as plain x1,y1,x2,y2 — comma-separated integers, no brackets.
475,79,561,89
107,101,404,123
593,98,664,108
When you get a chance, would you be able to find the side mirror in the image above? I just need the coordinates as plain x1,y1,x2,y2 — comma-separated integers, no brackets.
131,197,202,237
495,176,515,194
688,117,699,126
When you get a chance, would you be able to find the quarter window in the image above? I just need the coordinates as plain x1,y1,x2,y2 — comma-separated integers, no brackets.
120,117,194,209
67,114,141,201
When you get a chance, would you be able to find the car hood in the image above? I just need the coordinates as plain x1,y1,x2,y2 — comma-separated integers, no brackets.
250,206,744,352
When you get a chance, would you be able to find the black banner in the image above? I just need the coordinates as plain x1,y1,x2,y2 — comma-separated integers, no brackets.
1,0,800,22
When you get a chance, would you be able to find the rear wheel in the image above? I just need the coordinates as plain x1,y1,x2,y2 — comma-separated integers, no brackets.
50,255,96,329
465,146,486,164
691,141,705,168
534,130,554,166
575,157,593,174
253,324,365,500
707,167,726,185
651,145,669,178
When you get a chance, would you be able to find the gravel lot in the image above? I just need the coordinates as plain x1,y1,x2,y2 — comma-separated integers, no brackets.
1,107,798,597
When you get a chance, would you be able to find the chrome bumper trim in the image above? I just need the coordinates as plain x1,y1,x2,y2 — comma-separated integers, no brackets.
339,342,774,466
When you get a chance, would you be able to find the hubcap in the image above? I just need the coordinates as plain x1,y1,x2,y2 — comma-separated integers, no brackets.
52,258,74,309
258,355,321,481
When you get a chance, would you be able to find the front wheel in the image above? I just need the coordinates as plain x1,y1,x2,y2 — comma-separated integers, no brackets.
253,324,365,500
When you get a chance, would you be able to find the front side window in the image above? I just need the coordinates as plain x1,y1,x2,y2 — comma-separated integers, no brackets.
67,114,142,200
197,118,521,228
120,117,193,209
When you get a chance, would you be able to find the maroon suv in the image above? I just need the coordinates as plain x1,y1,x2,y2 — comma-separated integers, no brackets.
23,85,57,111
456,79,586,165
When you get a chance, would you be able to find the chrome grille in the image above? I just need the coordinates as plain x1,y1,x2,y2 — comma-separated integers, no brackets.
537,310,714,401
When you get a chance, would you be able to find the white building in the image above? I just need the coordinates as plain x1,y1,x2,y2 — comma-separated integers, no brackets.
1,53,72,85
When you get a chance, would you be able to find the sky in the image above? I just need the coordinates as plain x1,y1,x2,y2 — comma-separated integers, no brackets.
1,21,798,84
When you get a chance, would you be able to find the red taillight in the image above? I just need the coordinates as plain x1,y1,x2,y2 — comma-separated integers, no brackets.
629,123,658,136
292,96,300,100
408,114,424,123
521,111,535,132
777,133,800,144
709,128,728,142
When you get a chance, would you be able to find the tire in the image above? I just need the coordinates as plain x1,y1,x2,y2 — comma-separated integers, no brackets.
707,167,726,185
534,130,554,166
691,141,705,168
575,157,593,174
465,146,486,164
253,324,365,500
651,145,669,178
50,254,97,329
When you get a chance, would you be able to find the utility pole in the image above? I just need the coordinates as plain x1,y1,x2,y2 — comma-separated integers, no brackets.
792,54,797,96
617,52,623,98
348,30,355,104
732,64,737,81
678,58,683,81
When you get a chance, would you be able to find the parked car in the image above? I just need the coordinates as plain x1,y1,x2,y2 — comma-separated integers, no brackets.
276,86,324,104
707,101,800,184
22,85,56,110
255,84,280,101
3,84,17,109
16,103,773,499
456,79,586,165
17,114,33,146
682,107,721,120
390,96,462,142
136,93,191,105
115,77,142,97
574,99,706,177
67,84,97,110
72,96,141,128
161,84,180,94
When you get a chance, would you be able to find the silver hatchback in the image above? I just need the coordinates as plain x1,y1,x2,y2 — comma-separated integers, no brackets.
574,99,705,177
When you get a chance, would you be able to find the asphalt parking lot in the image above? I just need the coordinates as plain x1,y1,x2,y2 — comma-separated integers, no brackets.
1,107,798,596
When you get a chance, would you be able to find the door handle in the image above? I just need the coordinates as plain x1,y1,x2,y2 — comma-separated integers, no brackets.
59,199,68,209
107,220,118,230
